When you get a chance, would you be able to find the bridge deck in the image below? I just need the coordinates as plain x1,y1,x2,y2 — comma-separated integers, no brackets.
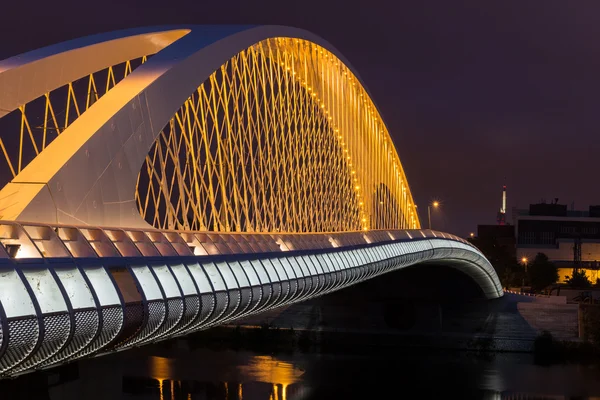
0,222,501,377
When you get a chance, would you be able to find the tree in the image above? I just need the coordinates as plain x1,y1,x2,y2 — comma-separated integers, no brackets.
501,263,526,288
565,269,592,288
469,237,523,287
527,253,558,291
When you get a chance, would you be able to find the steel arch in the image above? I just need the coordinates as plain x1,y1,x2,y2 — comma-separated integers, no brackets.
0,26,418,231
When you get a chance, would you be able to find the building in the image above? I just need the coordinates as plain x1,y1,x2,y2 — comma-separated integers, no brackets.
516,202,600,281
476,224,516,258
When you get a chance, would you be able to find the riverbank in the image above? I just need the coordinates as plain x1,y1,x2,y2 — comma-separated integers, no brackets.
533,331,600,365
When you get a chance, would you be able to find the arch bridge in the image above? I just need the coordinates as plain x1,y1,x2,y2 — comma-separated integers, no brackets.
0,25,502,377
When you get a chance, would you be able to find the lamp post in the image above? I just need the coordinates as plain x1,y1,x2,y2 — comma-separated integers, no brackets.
428,201,440,230
521,257,528,287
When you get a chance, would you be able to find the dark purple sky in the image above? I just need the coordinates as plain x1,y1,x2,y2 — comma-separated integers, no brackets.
2,0,600,235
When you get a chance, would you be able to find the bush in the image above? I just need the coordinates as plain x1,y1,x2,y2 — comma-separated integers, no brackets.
565,270,592,288
533,331,559,364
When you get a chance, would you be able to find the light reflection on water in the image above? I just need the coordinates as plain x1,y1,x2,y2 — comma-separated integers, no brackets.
123,350,600,400
480,368,506,393
236,355,304,386
144,352,309,400
1,347,600,399
235,355,306,400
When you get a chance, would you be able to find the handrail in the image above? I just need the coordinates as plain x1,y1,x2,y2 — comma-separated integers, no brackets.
0,220,477,261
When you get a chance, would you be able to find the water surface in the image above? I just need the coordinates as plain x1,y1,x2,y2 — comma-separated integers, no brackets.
3,342,600,399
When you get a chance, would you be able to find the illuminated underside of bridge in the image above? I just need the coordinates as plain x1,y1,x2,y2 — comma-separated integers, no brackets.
0,25,502,377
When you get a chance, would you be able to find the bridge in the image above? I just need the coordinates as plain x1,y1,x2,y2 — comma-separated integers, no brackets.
0,25,502,377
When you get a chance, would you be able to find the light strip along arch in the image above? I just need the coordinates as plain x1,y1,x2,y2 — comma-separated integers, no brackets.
0,26,420,232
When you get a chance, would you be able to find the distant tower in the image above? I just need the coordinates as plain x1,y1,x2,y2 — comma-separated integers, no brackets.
496,184,506,225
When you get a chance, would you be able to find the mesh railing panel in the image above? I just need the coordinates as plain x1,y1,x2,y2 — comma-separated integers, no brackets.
140,298,183,343
117,301,166,347
40,309,99,368
112,302,144,348
0,317,39,374
196,293,215,327
75,306,123,358
171,296,200,336
11,313,70,373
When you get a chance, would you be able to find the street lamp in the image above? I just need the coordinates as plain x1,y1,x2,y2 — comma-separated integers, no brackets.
428,201,440,230
469,232,475,238
521,257,528,287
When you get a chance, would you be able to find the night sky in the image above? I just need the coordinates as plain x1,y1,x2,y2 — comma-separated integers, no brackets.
1,0,599,235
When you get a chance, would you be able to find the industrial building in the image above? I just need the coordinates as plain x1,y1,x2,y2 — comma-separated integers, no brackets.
470,183,600,283
515,202,600,281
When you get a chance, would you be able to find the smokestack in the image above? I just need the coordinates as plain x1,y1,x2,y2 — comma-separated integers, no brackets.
501,184,507,214
497,183,507,225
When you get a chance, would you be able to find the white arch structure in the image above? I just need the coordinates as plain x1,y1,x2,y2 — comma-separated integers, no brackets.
0,25,388,228
0,26,503,377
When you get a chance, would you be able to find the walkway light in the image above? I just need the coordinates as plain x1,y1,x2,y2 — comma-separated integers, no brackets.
428,201,441,230
521,257,529,287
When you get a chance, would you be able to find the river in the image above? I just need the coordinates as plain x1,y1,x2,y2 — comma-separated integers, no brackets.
2,338,600,399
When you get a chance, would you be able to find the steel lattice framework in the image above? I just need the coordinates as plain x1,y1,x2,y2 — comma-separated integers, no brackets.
0,56,148,181
137,38,416,233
